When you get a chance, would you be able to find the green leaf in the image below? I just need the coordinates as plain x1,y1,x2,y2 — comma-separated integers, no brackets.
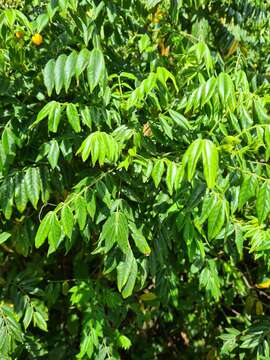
33,307,48,332
159,115,173,139
0,232,11,245
23,305,34,330
265,125,270,161
0,177,14,219
200,260,221,300
0,304,23,354
39,166,50,203
85,189,96,220
118,335,132,350
90,133,100,166
201,77,217,106
234,224,244,260
100,211,130,253
96,181,112,208
75,48,90,79
156,66,178,91
77,131,119,165
4,9,16,27
238,175,257,209
194,42,213,74
35,13,49,33
129,222,151,255
199,193,217,224
166,161,177,195
218,72,235,108
253,99,270,124
75,196,87,231
87,48,105,92
139,34,151,53
61,205,74,239
64,51,77,92
43,59,55,96
47,139,60,169
54,54,67,95
0,144,6,172
14,173,28,213
168,109,191,131
48,212,62,250
66,103,81,133
48,102,62,133
2,128,16,156
80,106,92,129
144,0,161,9
152,159,165,188
32,101,56,128
202,139,219,189
77,134,92,162
25,167,40,209
122,257,137,298
185,87,200,112
35,211,54,248
208,199,226,240
183,139,202,182
256,181,270,224
117,250,133,291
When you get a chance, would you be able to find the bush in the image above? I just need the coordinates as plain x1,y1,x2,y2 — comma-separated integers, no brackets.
0,0,270,359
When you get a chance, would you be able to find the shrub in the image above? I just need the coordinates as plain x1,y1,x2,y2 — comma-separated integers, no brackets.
0,1,270,359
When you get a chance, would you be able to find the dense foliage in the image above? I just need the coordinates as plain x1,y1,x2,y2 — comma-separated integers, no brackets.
0,0,270,358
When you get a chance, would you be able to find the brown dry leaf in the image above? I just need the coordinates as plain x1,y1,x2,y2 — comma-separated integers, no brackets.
143,122,152,137
180,331,189,347
161,45,170,57
158,38,170,57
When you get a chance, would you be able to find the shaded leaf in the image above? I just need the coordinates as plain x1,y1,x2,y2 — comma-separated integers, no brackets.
48,212,62,250
43,59,55,96
152,159,165,188
35,211,54,248
48,102,62,133
75,196,87,231
47,139,60,169
100,211,130,253
256,181,270,224
25,167,40,209
0,232,11,245
66,103,81,133
87,48,105,92
129,222,151,255
64,51,77,92
75,48,90,78
208,199,226,240
122,257,137,298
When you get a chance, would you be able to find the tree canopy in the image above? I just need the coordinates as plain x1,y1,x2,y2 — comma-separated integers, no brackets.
0,0,270,359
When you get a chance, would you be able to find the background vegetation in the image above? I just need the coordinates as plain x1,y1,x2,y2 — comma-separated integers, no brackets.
0,0,270,358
